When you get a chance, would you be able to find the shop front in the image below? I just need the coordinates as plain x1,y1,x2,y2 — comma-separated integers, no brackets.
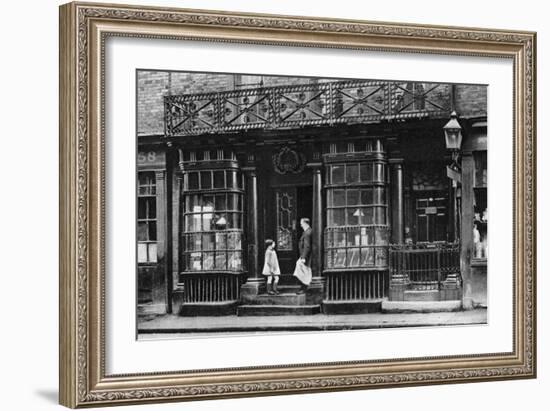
137,78,486,316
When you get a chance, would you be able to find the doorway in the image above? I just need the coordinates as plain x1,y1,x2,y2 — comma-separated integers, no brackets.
268,185,313,275
414,191,448,243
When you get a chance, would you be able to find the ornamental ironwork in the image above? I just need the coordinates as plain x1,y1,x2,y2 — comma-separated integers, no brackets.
164,80,452,137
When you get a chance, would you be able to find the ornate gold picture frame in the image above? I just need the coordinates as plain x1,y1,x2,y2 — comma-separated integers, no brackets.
59,1,536,408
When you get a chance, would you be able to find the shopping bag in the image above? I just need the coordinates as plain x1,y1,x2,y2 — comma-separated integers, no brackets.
292,259,312,285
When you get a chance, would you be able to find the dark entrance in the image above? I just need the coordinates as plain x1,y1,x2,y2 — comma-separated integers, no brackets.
268,185,313,277
414,191,448,242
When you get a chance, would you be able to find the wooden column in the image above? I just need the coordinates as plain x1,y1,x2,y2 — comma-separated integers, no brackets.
240,167,263,300
388,160,408,300
308,163,325,306
246,168,260,279
460,153,474,309
153,170,167,310
390,161,404,244
312,166,323,276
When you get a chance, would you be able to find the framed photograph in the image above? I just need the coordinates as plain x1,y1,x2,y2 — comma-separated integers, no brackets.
59,1,536,408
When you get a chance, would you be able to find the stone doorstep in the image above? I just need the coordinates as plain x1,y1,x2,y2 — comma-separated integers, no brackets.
382,300,462,313
245,293,307,306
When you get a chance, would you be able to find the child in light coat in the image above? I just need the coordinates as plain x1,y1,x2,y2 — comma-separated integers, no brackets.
262,239,281,295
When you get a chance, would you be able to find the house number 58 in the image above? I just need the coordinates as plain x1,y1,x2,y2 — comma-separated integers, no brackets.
138,151,156,163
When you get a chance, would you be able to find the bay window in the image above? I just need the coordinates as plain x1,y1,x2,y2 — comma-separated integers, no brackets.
182,167,244,272
325,160,389,269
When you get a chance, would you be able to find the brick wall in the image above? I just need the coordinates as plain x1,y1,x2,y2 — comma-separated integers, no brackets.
455,84,487,118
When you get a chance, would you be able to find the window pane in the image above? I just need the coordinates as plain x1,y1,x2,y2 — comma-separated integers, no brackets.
137,222,148,241
375,207,386,225
347,189,360,205
233,213,243,229
325,231,334,248
331,165,344,184
137,243,147,263
374,187,386,204
361,248,375,266
334,249,346,267
215,252,227,269
138,198,146,219
375,228,389,244
328,209,345,226
186,214,202,231
216,232,227,250
375,247,388,266
348,248,360,267
215,194,226,211
214,213,229,229
148,221,157,241
203,253,214,270
148,243,157,263
474,151,488,187
361,227,374,245
188,194,201,213
187,234,201,251
202,195,214,211
361,189,374,205
188,172,199,189
203,233,215,251
190,252,202,270
147,198,156,219
347,208,361,226
231,194,241,211
227,170,237,189
334,231,346,247
228,252,242,271
332,189,346,207
360,163,373,182
213,171,225,188
228,232,241,250
362,208,374,225
200,171,212,189
346,164,359,183
347,229,361,246
138,172,156,195
202,213,214,231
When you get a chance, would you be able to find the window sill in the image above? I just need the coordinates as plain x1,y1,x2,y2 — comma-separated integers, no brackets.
323,267,388,273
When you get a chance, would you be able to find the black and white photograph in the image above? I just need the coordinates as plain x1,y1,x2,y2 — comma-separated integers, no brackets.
136,70,488,337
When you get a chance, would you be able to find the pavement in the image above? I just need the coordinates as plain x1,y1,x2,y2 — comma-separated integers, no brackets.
137,308,487,338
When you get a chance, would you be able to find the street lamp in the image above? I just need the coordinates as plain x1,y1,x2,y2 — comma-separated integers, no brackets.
443,111,463,166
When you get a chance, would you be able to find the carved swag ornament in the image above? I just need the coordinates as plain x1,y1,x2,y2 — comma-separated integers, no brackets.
272,146,307,174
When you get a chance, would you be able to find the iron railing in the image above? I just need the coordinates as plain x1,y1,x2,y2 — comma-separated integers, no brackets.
389,242,460,291
325,271,388,301
180,273,246,303
164,80,452,136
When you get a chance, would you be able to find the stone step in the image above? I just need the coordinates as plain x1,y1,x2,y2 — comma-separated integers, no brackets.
267,275,302,286
237,304,321,316
322,300,383,314
245,293,307,306
403,289,440,302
